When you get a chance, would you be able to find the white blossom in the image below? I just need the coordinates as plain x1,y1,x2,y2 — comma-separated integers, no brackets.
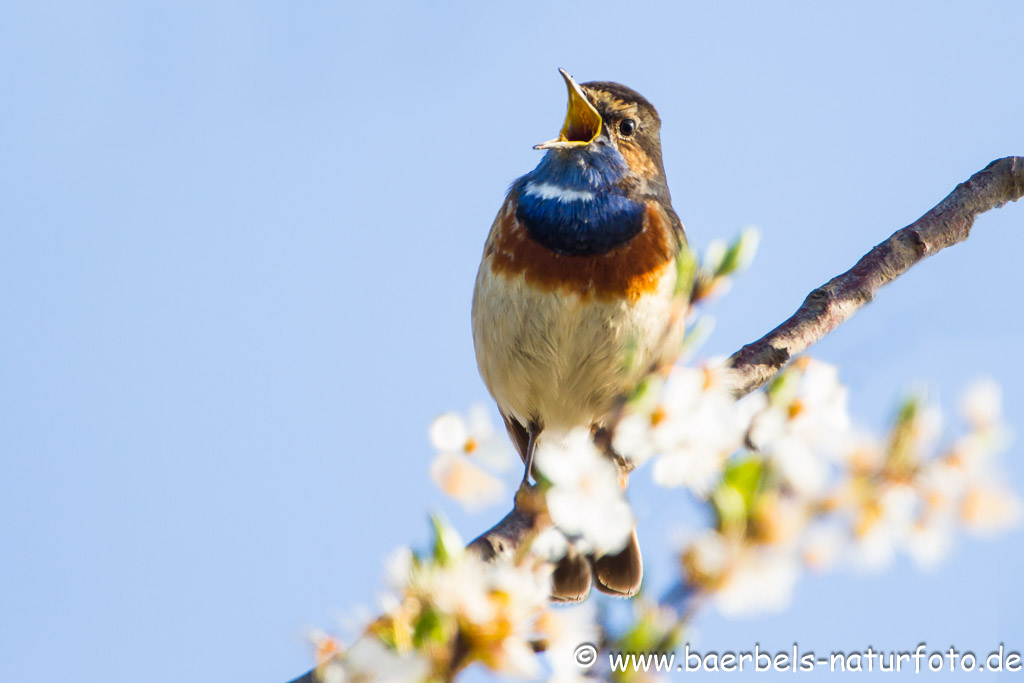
383,546,414,590
429,405,514,510
339,637,431,683
529,527,571,562
960,377,1002,429
852,483,918,570
751,359,851,457
802,522,845,571
617,363,753,498
771,435,830,498
715,548,800,617
394,360,1022,681
536,428,634,555
376,530,554,679
686,529,732,579
408,553,495,624
961,482,1023,534
906,517,954,569
430,452,505,511
540,603,599,683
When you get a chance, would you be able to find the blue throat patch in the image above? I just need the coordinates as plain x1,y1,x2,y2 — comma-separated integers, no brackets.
514,145,645,256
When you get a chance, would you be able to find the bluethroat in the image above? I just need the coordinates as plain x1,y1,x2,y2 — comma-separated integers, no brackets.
472,69,687,601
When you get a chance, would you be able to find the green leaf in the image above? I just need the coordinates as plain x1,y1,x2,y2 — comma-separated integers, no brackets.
625,374,665,412
886,396,923,475
724,458,764,510
674,243,699,301
430,514,464,566
412,605,445,648
702,239,728,275
712,484,747,529
766,362,803,406
717,227,760,276
713,457,765,529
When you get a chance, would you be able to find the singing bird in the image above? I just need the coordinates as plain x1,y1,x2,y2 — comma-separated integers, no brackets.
472,70,687,601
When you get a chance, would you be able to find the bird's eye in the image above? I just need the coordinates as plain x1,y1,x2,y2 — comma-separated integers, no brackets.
618,118,636,137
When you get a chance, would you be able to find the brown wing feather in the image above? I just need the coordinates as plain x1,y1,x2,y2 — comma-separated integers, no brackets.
502,414,531,465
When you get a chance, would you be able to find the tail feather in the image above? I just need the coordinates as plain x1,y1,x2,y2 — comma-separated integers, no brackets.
551,551,592,603
592,528,643,598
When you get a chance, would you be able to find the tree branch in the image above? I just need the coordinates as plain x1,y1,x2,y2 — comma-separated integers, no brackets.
724,156,1024,397
294,157,1023,683
467,156,1024,563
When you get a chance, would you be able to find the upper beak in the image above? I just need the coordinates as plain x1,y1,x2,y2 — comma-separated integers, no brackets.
534,69,603,150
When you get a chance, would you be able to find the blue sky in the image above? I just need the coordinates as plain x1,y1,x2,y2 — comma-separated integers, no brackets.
1,2,1022,681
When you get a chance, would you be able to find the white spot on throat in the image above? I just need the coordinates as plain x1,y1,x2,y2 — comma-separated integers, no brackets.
523,181,594,203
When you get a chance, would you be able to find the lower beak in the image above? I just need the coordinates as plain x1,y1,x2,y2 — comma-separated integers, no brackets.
534,69,603,150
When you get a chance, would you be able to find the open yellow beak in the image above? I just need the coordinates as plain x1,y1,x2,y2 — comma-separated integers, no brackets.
534,68,603,150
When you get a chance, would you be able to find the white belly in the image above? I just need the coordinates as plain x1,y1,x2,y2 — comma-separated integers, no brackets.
472,262,678,432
